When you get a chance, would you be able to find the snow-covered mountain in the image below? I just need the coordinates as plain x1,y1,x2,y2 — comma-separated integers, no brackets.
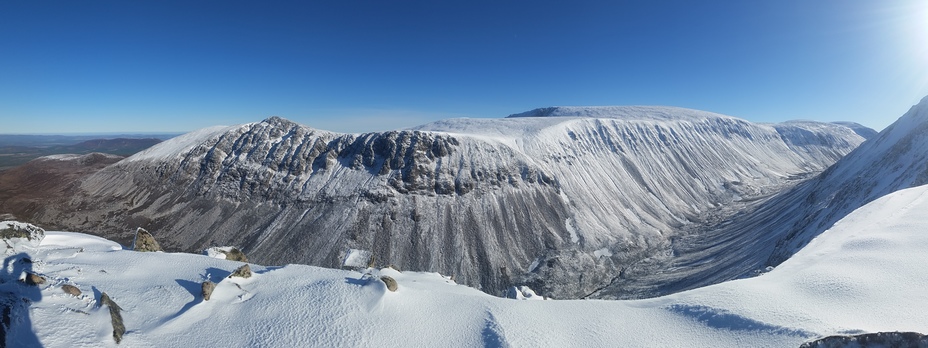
596,96,928,299
5,183,928,347
768,95,928,262
24,107,869,299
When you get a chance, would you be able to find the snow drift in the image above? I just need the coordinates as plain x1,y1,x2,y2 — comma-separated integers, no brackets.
4,182,928,347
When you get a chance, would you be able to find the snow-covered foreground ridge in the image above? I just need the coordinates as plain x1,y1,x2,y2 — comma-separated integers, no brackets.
4,184,928,347
35,106,868,300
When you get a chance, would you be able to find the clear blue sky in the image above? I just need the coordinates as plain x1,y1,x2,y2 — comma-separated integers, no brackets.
2,0,926,134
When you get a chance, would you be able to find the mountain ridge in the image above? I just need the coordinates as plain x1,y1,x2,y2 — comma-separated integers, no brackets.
13,107,871,298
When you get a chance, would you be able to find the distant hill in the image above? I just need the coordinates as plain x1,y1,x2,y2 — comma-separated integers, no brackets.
0,135,175,171
0,153,125,223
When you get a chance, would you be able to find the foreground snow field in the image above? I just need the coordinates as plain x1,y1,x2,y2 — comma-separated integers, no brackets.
7,184,928,347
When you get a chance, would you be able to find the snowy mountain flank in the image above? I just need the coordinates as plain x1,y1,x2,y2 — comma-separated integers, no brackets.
14,105,875,299
595,95,928,299
4,183,928,347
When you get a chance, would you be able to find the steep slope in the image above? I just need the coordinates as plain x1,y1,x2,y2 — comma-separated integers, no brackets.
26,108,867,298
768,95,928,261
38,118,569,295
418,106,869,297
598,96,928,299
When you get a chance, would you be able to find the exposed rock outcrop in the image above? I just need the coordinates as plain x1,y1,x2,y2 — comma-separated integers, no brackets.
380,276,397,292
222,248,248,262
132,228,161,252
229,264,252,279
0,221,45,255
201,281,216,301
61,284,81,296
23,272,45,286
17,111,871,299
99,292,125,344
800,331,928,347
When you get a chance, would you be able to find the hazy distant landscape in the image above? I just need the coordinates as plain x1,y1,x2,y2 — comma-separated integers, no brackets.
0,134,177,171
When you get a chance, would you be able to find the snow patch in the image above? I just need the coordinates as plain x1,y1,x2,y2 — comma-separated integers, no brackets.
527,258,542,272
565,218,579,244
204,246,238,259
125,125,237,162
343,248,372,268
504,285,546,300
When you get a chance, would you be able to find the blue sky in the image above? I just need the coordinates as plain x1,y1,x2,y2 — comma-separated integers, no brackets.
2,1,926,134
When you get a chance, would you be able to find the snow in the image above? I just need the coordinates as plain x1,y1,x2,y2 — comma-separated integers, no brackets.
564,217,579,244
593,247,613,258
0,220,45,255
758,94,928,266
203,246,240,260
62,107,868,299
342,248,372,268
506,105,740,122
6,183,928,347
37,154,121,161
123,125,237,162
413,108,866,254
503,286,546,300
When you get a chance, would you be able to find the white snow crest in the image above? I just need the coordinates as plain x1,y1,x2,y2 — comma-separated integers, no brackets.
124,125,239,162
504,285,546,300
343,248,373,268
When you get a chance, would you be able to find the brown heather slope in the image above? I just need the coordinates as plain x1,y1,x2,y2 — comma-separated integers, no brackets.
0,153,123,226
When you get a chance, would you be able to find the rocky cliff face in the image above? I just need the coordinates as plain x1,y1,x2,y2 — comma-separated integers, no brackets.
26,107,870,298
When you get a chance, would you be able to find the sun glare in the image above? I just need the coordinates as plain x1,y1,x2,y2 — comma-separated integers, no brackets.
917,3,928,45
885,0,928,93
912,2,928,90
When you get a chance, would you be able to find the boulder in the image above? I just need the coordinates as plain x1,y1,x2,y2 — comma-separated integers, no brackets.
380,276,398,292
229,264,252,279
61,284,81,296
131,228,162,252
223,248,248,262
23,272,45,286
99,292,125,344
201,281,216,301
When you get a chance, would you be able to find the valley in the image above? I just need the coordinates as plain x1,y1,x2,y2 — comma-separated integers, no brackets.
1,106,879,300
